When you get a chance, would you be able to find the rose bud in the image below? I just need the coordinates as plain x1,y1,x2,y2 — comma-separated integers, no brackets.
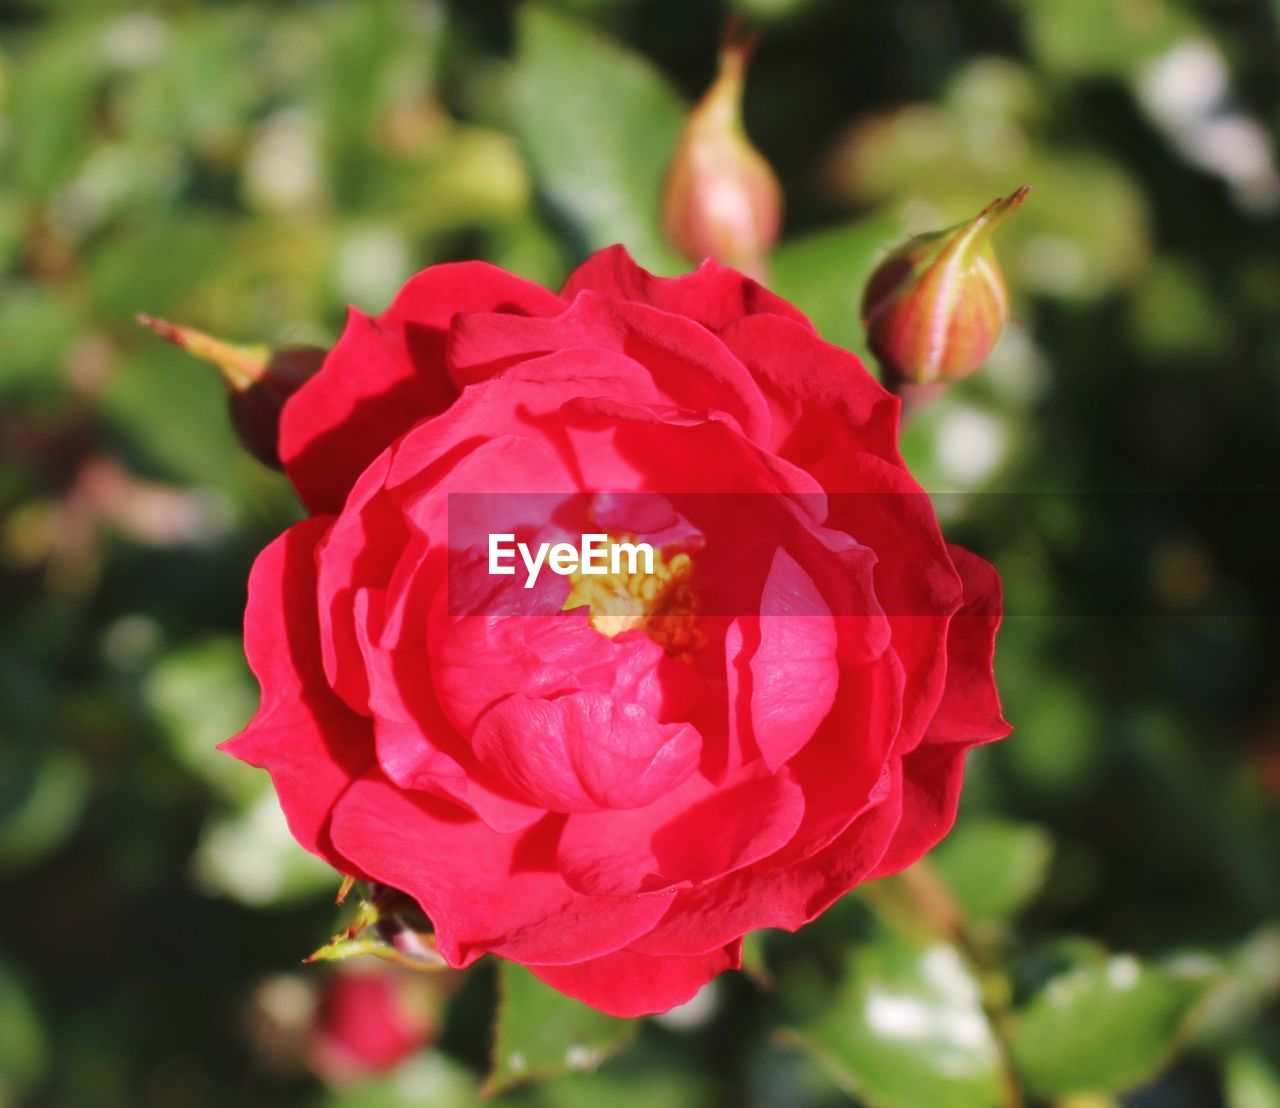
861,186,1030,388
307,968,434,1084
135,315,325,469
662,33,782,277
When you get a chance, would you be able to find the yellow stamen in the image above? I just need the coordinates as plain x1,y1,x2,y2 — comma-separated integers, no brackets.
563,535,705,658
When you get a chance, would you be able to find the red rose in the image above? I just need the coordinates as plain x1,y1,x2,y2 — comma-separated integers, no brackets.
223,245,1010,1017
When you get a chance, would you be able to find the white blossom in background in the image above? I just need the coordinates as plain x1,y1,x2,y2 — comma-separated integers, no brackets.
1136,39,1280,214
935,404,1009,489
334,224,414,312
243,110,326,216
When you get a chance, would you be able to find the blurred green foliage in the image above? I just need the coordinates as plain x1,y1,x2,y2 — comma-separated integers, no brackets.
2,0,1280,1105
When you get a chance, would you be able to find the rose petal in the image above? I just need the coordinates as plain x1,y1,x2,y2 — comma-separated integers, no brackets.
815,451,963,758
556,768,805,895
281,263,564,512
314,450,399,715
627,764,903,956
925,546,1011,745
719,313,900,468
328,770,673,967
562,244,810,333
380,349,661,497
448,290,772,443
869,744,970,879
556,395,829,502
220,518,373,869
869,547,1012,878
746,548,839,772
755,648,905,864
355,592,548,836
472,691,701,812
528,942,742,1018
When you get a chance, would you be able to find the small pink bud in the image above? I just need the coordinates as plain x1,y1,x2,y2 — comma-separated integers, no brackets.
862,187,1030,387
662,33,782,277
135,316,325,469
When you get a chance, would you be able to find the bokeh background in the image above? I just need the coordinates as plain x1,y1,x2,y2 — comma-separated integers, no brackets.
3,1,1280,1106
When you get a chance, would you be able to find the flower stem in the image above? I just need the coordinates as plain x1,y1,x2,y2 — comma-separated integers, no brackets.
891,860,1026,1108
884,376,946,425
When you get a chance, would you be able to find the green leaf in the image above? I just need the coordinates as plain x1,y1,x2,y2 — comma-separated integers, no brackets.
191,790,336,907
0,750,89,870
487,961,638,1094
10,18,104,197
931,818,1054,924
786,931,1005,1108
1191,927,1280,1047
0,287,83,406
1226,1049,1280,1108
511,7,685,273
0,956,49,1104
86,213,236,324
320,1052,482,1108
1010,951,1212,1097
768,212,904,355
740,929,771,988
143,636,262,803
103,337,257,492
529,1057,713,1108
1014,0,1190,78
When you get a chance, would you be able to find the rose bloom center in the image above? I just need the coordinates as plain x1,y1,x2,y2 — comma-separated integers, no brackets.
561,533,704,658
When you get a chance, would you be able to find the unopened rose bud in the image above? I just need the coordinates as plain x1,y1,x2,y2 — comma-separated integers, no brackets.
308,969,435,1084
662,33,782,277
862,186,1031,387
135,315,325,468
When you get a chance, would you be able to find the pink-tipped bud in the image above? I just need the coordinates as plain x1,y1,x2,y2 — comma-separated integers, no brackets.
136,315,325,469
662,34,782,277
862,187,1031,387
